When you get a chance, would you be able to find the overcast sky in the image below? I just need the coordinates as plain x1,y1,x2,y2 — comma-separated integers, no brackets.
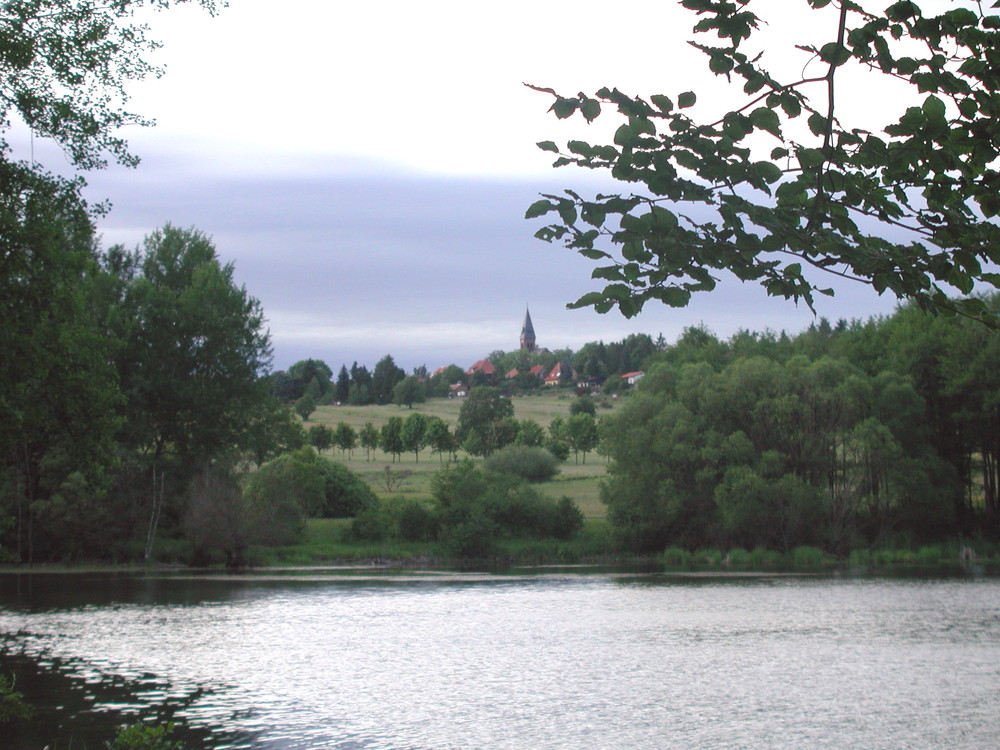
21,0,913,372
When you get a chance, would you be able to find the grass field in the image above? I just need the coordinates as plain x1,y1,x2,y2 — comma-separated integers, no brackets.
305,392,616,518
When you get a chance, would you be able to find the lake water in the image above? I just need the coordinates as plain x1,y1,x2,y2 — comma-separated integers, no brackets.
1,569,999,749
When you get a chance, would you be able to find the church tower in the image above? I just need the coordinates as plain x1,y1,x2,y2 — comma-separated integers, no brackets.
520,308,536,352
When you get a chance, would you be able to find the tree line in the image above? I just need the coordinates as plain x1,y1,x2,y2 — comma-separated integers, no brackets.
600,303,1000,555
270,331,663,418
304,387,601,467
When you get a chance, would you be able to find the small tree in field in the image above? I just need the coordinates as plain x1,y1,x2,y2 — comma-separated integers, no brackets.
334,422,358,458
294,394,316,421
401,412,429,462
380,417,404,462
359,422,379,461
308,424,334,452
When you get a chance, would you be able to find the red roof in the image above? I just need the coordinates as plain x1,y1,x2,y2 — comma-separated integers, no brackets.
466,359,496,375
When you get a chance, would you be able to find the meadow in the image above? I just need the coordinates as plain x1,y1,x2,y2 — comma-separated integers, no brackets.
305,392,615,518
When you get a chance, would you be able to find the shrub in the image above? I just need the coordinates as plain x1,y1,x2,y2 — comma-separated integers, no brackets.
917,545,944,565
349,505,391,542
395,500,438,542
749,546,782,568
438,511,498,559
662,546,691,568
246,447,375,521
726,547,751,567
483,445,561,483
569,395,597,416
0,674,32,725
848,549,872,567
791,545,828,567
108,720,185,749
431,462,583,553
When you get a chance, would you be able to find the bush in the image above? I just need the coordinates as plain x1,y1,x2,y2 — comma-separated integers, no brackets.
396,500,438,542
431,462,583,553
569,395,597,416
791,545,828,567
726,547,751,567
108,721,185,750
662,546,691,568
246,447,375,521
349,505,391,542
483,445,561,483
438,511,498,559
749,546,783,568
0,674,32,725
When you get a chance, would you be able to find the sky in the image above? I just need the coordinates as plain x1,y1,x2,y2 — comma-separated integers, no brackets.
18,0,914,372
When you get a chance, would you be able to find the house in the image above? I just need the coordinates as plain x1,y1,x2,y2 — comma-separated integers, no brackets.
448,383,468,398
544,360,576,386
623,371,644,386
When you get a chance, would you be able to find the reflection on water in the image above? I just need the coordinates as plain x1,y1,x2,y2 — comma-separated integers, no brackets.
2,571,999,749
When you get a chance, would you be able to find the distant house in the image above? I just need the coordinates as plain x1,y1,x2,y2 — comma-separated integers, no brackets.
466,358,497,386
505,367,520,380
544,360,576,386
448,383,468,398
623,371,644,386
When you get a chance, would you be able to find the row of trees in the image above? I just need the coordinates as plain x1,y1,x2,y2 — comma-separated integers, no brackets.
601,301,1000,554
304,388,601,465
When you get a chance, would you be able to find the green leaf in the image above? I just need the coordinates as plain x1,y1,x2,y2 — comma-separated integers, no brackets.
808,113,828,137
580,98,601,122
652,287,692,307
557,202,578,225
818,42,852,66
524,200,553,219
750,107,781,136
922,94,946,121
536,141,559,153
614,124,634,146
552,98,576,119
797,148,825,168
678,91,697,108
781,94,802,118
568,292,607,309
756,161,783,184
651,95,673,113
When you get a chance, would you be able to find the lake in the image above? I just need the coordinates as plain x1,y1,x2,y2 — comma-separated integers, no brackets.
1,569,999,748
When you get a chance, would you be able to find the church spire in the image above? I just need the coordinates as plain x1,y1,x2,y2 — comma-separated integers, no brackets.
520,307,536,352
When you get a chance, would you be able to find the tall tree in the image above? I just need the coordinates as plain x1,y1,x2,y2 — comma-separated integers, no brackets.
527,1,1000,324
334,365,351,404
104,225,273,558
0,165,121,562
371,354,405,404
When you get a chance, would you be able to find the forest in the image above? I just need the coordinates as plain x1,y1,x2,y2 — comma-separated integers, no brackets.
603,305,1000,554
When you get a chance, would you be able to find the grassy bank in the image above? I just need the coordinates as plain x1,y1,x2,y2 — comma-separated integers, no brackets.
232,519,1000,574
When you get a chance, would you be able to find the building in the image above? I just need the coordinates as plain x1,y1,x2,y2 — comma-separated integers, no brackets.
520,308,536,352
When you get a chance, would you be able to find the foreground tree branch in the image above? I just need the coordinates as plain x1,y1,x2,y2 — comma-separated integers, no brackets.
526,0,1000,324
